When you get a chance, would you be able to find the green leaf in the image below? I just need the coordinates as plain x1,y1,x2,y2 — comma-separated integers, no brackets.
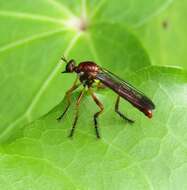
0,0,171,138
0,16,150,141
135,0,187,69
91,0,172,26
1,1,187,189
1,66,187,190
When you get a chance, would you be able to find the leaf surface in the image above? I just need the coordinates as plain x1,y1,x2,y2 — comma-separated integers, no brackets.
1,66,187,190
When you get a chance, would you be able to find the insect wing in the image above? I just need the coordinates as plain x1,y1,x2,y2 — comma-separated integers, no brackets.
96,68,155,117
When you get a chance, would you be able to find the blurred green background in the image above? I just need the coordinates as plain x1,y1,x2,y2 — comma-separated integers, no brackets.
0,0,187,189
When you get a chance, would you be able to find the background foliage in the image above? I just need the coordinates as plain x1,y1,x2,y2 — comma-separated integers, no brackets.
0,0,187,189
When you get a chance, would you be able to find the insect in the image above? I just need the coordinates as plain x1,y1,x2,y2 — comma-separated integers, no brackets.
58,57,155,138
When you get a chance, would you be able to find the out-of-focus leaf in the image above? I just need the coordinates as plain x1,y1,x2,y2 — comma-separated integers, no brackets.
135,0,187,69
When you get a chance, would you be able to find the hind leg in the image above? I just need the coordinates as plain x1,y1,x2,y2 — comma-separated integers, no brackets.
115,95,134,123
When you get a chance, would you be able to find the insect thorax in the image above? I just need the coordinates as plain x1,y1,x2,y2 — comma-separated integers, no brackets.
78,72,94,87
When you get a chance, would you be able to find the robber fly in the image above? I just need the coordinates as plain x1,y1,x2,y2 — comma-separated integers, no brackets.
57,57,155,138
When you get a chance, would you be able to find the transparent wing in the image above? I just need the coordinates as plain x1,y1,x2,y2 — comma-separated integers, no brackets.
96,68,155,116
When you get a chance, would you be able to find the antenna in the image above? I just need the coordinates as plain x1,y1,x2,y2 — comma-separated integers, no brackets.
61,56,68,63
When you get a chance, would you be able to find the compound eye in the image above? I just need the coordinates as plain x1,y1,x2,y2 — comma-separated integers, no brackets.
67,60,76,72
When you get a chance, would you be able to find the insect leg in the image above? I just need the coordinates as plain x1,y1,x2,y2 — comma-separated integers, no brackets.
69,88,85,137
89,89,104,138
61,56,68,63
115,95,134,123
57,76,80,121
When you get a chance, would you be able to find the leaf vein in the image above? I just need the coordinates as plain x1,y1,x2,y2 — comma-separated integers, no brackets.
0,28,68,53
0,10,65,24
26,32,82,117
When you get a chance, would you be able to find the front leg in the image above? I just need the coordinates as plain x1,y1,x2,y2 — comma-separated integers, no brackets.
57,76,80,121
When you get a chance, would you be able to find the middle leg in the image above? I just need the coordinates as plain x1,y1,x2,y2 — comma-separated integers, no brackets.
69,88,85,138
89,89,104,138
